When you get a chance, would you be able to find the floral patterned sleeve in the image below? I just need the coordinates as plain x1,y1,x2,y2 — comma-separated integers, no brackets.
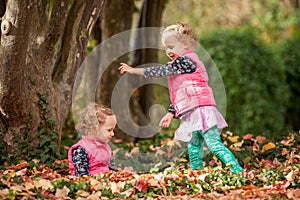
109,154,118,171
72,146,90,176
168,104,175,115
143,56,197,78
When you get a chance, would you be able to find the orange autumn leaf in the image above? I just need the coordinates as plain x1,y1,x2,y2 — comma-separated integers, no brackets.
228,136,239,143
262,142,276,151
178,158,188,162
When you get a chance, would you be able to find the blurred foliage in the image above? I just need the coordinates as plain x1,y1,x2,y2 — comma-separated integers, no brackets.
163,0,299,43
281,29,300,131
199,28,288,136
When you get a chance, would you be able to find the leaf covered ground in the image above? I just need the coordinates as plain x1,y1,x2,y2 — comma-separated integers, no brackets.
0,132,299,200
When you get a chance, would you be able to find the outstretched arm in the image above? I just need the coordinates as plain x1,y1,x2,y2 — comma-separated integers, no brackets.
119,63,144,76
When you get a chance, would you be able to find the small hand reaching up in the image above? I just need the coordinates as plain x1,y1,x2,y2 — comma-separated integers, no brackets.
119,63,133,74
119,63,144,76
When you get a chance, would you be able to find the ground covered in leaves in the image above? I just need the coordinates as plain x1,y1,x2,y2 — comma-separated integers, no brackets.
0,132,299,199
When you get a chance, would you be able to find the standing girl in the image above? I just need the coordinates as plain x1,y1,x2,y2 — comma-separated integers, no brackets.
68,103,117,175
119,22,242,173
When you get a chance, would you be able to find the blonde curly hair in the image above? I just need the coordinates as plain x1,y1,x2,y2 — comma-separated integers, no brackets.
163,22,199,49
75,103,114,135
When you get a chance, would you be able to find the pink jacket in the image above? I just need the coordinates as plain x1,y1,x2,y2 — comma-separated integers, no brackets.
168,50,216,118
68,136,112,175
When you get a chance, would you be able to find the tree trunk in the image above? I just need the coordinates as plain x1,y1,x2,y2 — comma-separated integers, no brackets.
97,0,134,105
129,0,167,135
0,0,104,163
290,0,300,8
95,0,135,142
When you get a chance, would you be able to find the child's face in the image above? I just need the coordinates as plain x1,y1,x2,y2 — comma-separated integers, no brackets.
95,115,117,143
162,31,188,60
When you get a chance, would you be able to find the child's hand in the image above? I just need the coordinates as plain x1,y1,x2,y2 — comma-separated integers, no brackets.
119,63,133,74
159,113,174,128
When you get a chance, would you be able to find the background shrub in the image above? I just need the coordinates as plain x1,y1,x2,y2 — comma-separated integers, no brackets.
199,28,288,137
281,30,300,131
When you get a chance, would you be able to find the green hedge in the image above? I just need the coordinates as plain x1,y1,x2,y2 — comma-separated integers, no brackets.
199,28,288,136
281,30,300,131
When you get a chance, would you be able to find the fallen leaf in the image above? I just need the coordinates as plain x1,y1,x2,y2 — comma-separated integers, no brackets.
228,136,239,143
256,136,266,143
33,179,54,190
243,157,251,164
76,190,90,197
136,178,149,193
281,133,295,146
285,170,295,182
24,182,35,191
281,148,289,156
243,134,253,140
262,142,276,151
16,168,27,176
55,185,70,198
109,181,125,193
87,191,102,200
131,147,139,155
287,188,300,199
121,188,135,197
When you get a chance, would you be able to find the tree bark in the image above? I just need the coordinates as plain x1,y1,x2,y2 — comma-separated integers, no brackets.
290,0,300,8
97,0,134,105
0,0,35,157
95,0,135,142
130,0,167,129
0,0,104,162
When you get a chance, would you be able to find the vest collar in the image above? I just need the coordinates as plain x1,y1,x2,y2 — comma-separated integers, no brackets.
82,135,104,147
180,49,194,56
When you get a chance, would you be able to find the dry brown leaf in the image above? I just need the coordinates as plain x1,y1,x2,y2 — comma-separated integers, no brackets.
76,190,90,197
87,191,102,200
256,136,266,143
281,148,289,156
33,179,54,190
55,185,70,198
16,168,27,176
285,170,295,182
287,188,300,199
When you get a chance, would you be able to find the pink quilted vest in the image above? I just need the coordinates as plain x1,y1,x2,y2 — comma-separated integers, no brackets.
168,50,216,118
68,136,112,175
